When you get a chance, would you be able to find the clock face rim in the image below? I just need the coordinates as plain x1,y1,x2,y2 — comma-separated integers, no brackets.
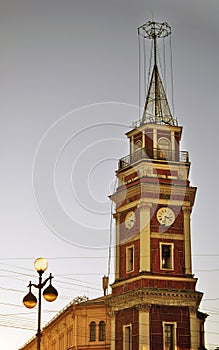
156,207,175,227
124,211,136,230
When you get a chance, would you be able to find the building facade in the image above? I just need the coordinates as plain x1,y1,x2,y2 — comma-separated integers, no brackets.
20,21,207,350
19,296,111,350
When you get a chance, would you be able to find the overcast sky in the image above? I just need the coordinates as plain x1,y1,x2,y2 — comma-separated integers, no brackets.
0,0,219,349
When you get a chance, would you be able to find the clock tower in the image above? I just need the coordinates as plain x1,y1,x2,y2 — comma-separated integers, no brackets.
108,21,207,350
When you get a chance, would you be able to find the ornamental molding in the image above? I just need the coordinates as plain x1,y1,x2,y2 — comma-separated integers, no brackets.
107,311,116,318
138,201,152,210
189,306,198,314
182,206,192,214
136,303,151,312
108,288,203,311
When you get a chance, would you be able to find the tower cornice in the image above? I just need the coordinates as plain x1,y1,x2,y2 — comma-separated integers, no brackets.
108,287,203,311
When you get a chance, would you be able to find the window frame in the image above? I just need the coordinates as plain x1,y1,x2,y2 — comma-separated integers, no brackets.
158,137,171,160
134,140,142,151
162,321,177,350
99,320,106,341
160,243,174,270
89,321,96,342
126,245,134,273
123,324,132,350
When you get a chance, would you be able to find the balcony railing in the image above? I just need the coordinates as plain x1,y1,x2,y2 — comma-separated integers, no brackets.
118,147,189,170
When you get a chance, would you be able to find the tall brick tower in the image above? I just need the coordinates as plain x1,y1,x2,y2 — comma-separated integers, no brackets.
109,21,207,350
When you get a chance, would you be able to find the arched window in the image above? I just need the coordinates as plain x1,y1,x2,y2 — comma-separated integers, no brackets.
90,321,96,341
99,320,106,341
132,140,143,162
134,140,142,152
158,137,171,160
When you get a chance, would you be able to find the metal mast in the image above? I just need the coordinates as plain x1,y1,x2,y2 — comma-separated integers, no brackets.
152,22,159,117
138,21,177,126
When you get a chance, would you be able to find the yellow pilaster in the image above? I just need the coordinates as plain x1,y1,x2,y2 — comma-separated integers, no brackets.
153,128,157,159
139,202,151,272
171,130,175,160
138,305,150,350
190,307,199,349
131,135,134,154
183,207,192,275
142,131,145,148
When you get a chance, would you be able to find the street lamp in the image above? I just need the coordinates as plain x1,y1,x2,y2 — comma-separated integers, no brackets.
23,258,58,350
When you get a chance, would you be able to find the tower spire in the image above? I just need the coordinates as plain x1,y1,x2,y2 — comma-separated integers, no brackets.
138,21,177,126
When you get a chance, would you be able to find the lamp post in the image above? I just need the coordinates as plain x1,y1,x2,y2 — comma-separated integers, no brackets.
23,258,58,350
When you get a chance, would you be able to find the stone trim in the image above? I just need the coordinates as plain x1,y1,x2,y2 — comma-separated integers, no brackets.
108,288,203,310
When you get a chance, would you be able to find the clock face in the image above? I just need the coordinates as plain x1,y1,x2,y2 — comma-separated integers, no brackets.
157,207,175,227
125,211,136,230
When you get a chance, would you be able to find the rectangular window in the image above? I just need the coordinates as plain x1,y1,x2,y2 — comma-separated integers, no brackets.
163,322,176,350
123,324,132,350
126,246,134,272
160,243,174,270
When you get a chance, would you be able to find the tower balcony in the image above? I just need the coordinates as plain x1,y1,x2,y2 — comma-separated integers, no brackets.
118,147,189,170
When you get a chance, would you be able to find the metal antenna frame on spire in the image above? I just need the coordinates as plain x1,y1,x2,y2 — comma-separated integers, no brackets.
138,21,171,119
138,21,171,68
136,21,177,127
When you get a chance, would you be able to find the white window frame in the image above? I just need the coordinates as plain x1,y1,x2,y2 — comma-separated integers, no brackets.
162,321,177,350
158,137,171,160
134,140,142,152
160,243,174,270
123,324,132,350
126,245,134,272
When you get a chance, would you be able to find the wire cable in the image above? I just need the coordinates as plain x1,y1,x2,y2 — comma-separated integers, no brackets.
170,34,175,118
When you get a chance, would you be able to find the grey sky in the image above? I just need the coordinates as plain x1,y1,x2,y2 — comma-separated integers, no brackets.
0,0,219,349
